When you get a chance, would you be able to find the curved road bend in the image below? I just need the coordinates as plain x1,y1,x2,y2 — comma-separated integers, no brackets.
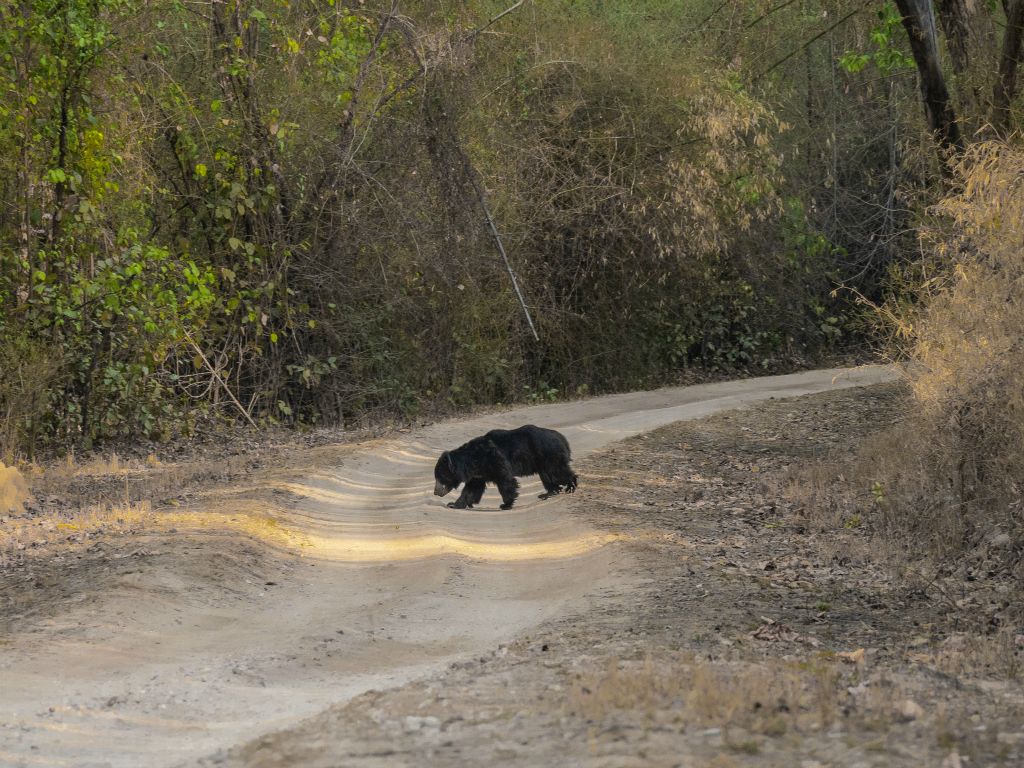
0,365,896,768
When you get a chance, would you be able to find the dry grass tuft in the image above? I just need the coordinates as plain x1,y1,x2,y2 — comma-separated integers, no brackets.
0,461,30,514
0,500,156,561
567,653,845,736
911,631,1024,681
53,449,157,478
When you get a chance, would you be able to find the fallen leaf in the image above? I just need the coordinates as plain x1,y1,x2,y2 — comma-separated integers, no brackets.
838,648,866,664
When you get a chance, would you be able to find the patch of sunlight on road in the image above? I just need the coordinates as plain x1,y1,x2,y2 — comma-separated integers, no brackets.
145,502,628,564
292,530,626,563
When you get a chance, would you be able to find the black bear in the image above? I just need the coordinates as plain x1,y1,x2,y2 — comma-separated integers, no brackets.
433,424,578,510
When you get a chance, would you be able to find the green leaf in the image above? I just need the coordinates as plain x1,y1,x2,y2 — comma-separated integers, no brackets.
839,52,870,74
228,237,242,251
195,163,207,178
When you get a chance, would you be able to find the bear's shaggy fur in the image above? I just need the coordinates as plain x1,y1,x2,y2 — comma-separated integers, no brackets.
433,424,578,510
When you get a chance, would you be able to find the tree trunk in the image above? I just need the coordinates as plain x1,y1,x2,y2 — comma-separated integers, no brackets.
895,0,963,160
937,0,972,75
992,0,1024,135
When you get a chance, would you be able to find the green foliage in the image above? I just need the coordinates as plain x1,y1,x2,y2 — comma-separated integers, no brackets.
13,243,217,443
839,2,915,76
0,0,877,454
522,383,560,405
779,198,846,346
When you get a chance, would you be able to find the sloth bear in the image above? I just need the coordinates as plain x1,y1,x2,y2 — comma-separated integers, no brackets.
433,424,578,510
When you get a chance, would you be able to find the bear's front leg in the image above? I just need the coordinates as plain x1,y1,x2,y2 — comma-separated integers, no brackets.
448,478,485,509
479,441,518,510
464,478,486,506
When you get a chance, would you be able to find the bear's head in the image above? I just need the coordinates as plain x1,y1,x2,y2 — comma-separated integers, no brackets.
433,451,459,497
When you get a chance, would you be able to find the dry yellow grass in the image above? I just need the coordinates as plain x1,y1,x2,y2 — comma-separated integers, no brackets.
51,449,164,478
911,631,1023,681
792,142,1024,574
0,461,30,514
0,497,304,563
567,652,846,736
897,143,1024,551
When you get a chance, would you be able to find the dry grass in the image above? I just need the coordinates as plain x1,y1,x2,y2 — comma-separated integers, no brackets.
790,142,1024,586
51,449,163,477
911,631,1024,681
0,461,30,514
889,143,1024,560
0,336,60,461
0,497,304,567
567,652,847,737
563,650,1018,760
0,435,338,570
26,450,256,513
0,500,157,563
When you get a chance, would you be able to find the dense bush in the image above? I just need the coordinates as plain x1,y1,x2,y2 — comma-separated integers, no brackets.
894,143,1024,561
806,142,1024,573
0,0,892,454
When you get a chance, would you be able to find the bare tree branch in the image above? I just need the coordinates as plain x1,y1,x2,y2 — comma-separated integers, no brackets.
752,5,866,83
183,330,259,429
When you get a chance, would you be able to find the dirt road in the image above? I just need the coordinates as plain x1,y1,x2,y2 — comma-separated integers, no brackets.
0,366,894,768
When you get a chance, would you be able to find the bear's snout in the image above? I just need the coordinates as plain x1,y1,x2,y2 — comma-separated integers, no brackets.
434,480,452,497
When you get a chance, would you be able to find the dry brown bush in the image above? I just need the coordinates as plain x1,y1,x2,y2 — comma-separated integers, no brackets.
797,141,1024,582
0,462,29,514
566,653,842,737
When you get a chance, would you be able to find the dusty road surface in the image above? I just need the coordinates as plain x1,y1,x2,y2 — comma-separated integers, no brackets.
210,380,1024,768
1,366,893,768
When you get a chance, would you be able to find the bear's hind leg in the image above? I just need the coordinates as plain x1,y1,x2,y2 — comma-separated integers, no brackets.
538,471,561,500
548,459,578,496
